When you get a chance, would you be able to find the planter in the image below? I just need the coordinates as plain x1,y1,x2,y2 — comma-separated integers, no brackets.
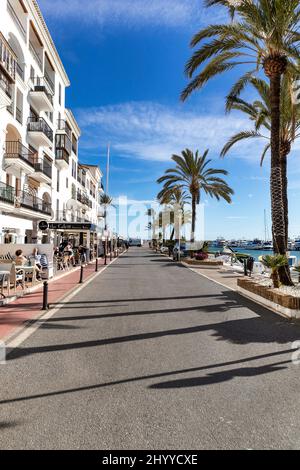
237,278,300,319
184,260,223,267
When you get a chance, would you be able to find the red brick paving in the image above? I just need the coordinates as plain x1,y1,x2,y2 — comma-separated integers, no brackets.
0,259,106,341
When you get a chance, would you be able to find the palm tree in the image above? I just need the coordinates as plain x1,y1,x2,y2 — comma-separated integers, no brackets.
100,193,113,230
157,149,233,242
157,186,189,241
221,76,300,252
181,0,300,284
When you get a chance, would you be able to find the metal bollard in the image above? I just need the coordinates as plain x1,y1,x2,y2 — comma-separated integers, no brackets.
79,264,84,284
42,281,49,310
95,258,98,272
110,250,112,261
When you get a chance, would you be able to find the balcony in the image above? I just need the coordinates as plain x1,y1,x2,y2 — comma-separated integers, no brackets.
77,191,89,206
0,182,51,216
57,119,72,139
0,32,17,83
55,133,71,169
0,73,12,107
18,191,52,217
0,182,15,206
27,116,53,147
33,159,52,184
4,141,35,175
55,149,69,169
29,77,53,113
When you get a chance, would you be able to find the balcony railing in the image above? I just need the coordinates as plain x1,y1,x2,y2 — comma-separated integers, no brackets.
0,182,51,215
34,159,52,179
0,73,12,98
19,191,52,216
4,141,35,167
0,182,15,205
55,148,69,165
29,41,43,70
55,133,72,155
16,106,22,124
44,71,54,93
30,76,53,103
57,119,72,139
27,116,53,142
0,32,17,82
7,1,26,42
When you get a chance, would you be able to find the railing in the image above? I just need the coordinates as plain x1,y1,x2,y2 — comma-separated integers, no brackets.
7,1,26,42
55,148,69,165
0,32,17,81
57,119,72,139
4,141,35,167
29,41,43,70
27,116,53,142
0,181,51,215
72,138,78,155
55,133,72,155
16,62,24,80
0,73,12,98
30,76,53,103
44,71,54,93
0,182,15,205
16,106,22,124
19,191,52,216
34,159,52,179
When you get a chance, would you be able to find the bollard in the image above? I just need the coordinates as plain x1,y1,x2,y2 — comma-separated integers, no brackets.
95,258,98,272
79,264,84,284
110,250,113,262
42,281,49,310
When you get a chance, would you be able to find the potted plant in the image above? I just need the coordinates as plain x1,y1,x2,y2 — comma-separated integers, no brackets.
261,255,289,289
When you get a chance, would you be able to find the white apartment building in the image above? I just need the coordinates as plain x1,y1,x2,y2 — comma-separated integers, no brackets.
0,0,104,247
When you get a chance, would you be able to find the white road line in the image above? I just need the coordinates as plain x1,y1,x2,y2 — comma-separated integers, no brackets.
5,254,123,351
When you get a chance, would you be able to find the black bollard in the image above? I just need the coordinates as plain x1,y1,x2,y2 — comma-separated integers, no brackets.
244,259,248,276
95,258,98,272
79,264,84,284
42,281,49,310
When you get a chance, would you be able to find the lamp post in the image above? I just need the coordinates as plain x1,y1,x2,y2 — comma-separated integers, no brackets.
103,229,109,265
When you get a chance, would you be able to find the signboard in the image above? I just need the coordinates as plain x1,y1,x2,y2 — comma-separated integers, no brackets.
48,222,97,231
38,221,49,231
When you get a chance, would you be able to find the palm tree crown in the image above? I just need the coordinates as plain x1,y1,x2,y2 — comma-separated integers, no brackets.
181,0,300,102
157,149,233,241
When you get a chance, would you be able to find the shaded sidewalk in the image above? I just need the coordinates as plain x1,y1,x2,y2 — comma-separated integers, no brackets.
0,260,105,342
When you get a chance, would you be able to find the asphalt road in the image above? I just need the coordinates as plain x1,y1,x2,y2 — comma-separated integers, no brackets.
1,247,300,449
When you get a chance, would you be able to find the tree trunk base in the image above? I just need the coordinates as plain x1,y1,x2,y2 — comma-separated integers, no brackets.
278,265,294,287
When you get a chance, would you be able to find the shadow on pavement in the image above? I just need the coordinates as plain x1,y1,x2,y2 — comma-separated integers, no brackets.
0,349,293,405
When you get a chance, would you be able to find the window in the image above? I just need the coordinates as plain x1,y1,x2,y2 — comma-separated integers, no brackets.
58,83,62,105
56,199,59,219
57,170,60,192
66,177,68,189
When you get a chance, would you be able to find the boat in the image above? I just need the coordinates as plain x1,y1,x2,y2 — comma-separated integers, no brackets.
294,238,300,251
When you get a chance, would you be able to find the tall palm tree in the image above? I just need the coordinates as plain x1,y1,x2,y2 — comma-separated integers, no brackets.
100,193,113,230
222,77,300,252
181,0,300,284
157,149,233,242
157,186,189,241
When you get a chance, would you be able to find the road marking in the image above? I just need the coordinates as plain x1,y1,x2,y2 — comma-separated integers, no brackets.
4,254,123,351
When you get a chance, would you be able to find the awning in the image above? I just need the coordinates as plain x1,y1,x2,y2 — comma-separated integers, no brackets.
0,214,33,231
48,222,98,231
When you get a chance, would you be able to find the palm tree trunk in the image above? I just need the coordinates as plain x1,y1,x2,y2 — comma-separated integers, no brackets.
269,74,293,286
191,194,196,243
281,152,288,248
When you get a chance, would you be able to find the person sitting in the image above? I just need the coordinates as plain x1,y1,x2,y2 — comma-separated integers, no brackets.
15,250,28,266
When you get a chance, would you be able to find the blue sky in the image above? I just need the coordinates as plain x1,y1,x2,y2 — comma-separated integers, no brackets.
39,0,300,240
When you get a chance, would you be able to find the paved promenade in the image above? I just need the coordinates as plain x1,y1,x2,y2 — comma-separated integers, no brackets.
0,248,300,449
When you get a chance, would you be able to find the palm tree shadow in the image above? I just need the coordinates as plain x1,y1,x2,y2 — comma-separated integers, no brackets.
149,361,290,389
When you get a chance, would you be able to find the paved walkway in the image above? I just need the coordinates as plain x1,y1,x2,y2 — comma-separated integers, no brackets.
1,248,300,449
0,260,104,341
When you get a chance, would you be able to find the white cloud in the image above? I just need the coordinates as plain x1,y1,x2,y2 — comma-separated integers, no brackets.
38,0,227,29
76,101,266,163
